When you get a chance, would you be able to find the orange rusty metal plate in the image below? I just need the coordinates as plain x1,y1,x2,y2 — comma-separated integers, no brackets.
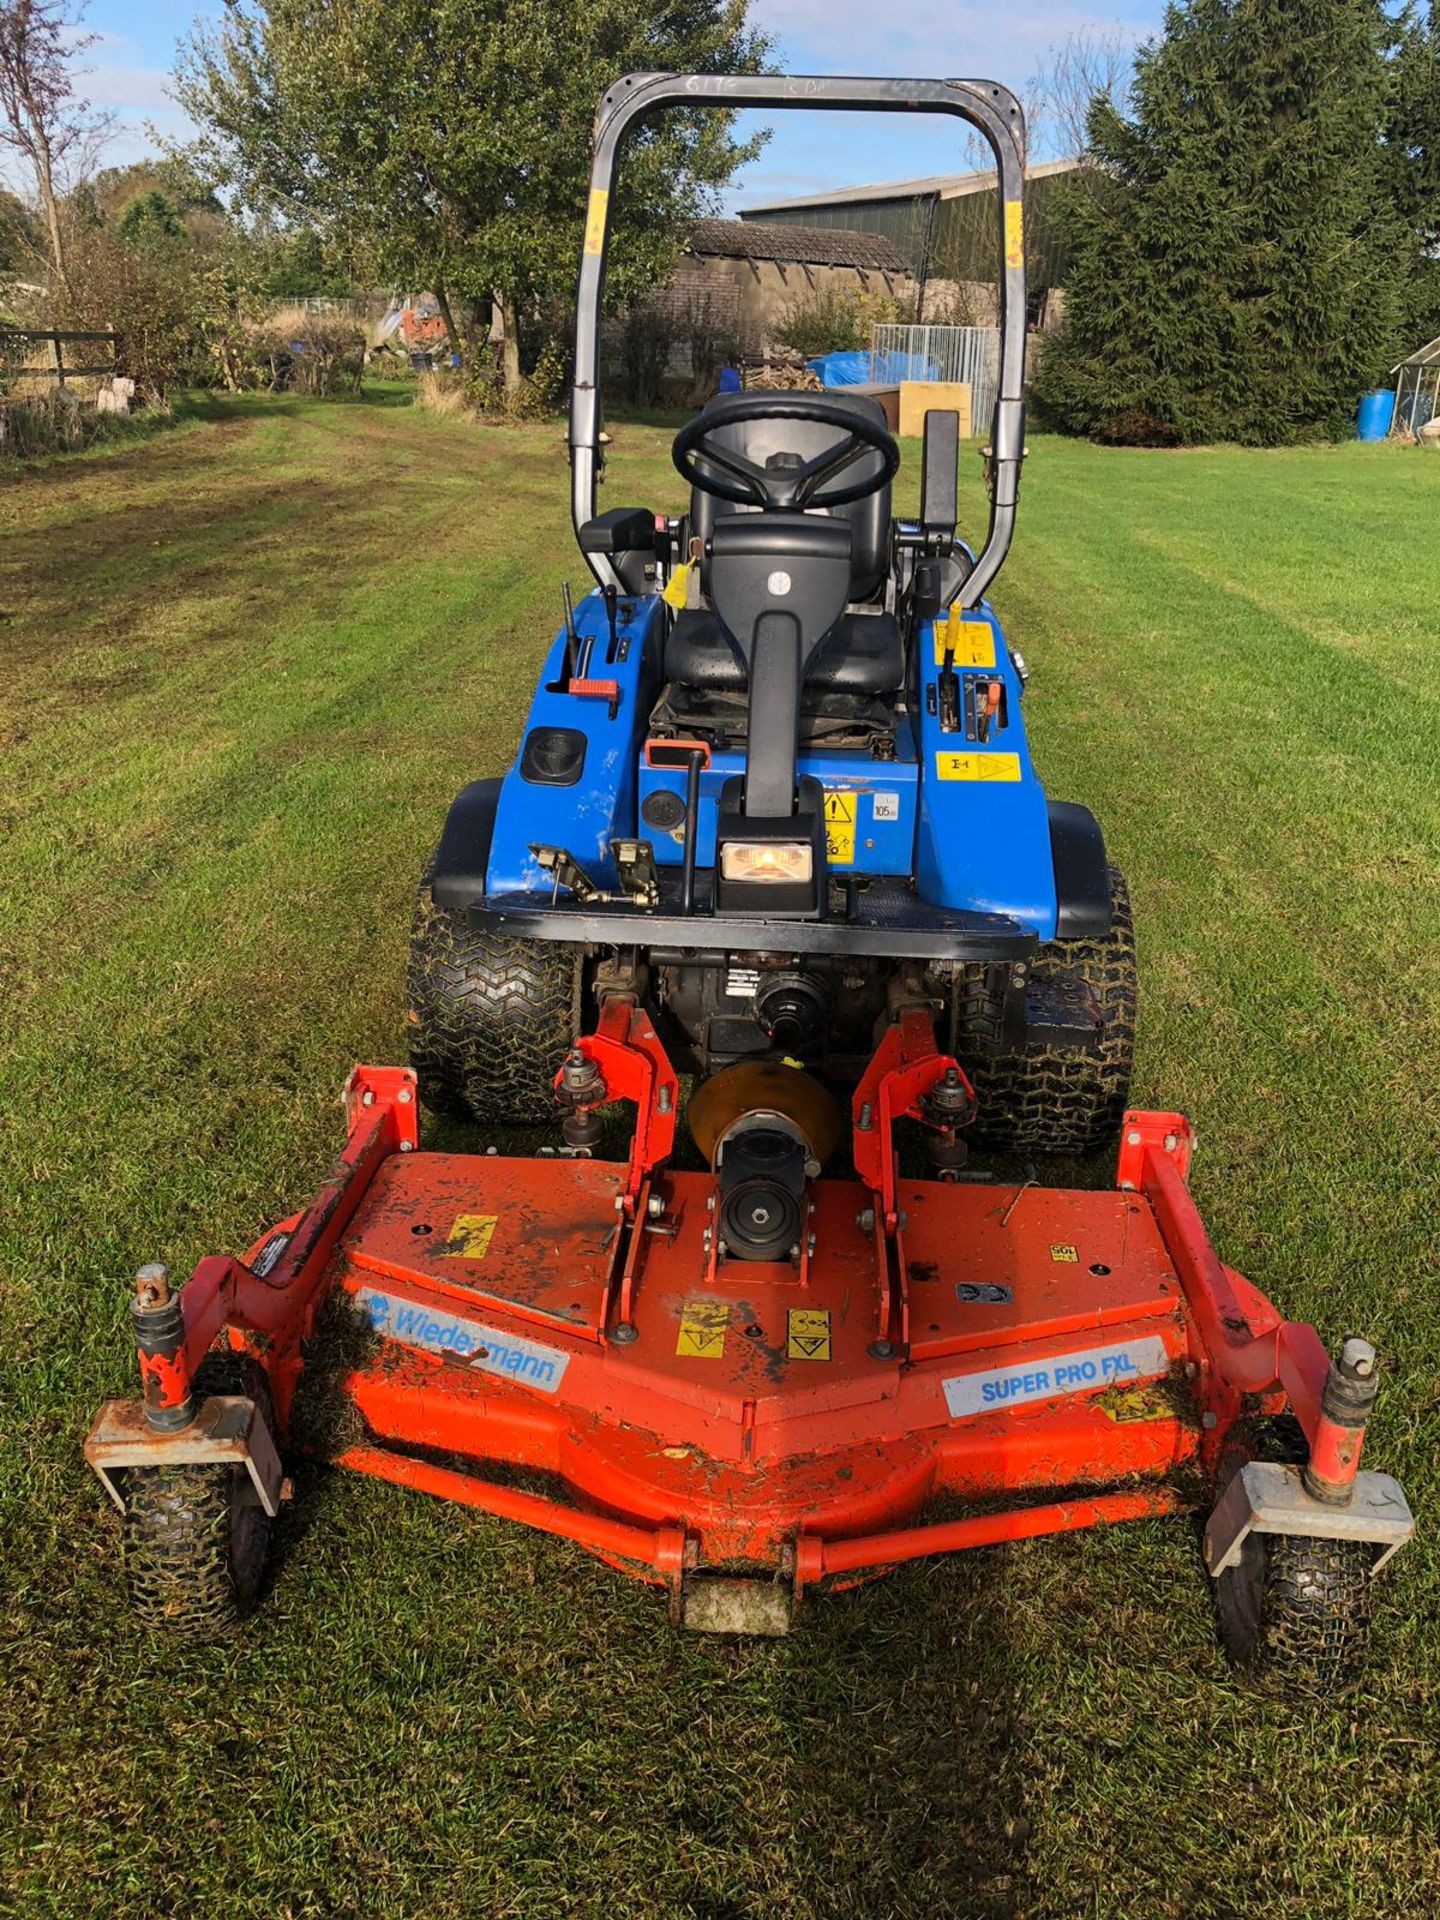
343,1154,622,1338
901,1179,1179,1361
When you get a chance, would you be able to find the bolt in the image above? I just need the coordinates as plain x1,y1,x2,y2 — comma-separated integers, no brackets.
614,1195,625,1212
134,1262,170,1309
702,1228,712,1249
399,1139,414,1153
1201,1411,1218,1430
1126,1129,1142,1146
1163,1132,1176,1151
753,1206,772,1226
857,1103,874,1132
361,1089,376,1108
868,1339,895,1360
706,1195,716,1211
857,1207,876,1233
807,1234,817,1257
944,1067,959,1086
658,1085,673,1114
647,1193,665,1220
611,1321,639,1346
397,1086,413,1104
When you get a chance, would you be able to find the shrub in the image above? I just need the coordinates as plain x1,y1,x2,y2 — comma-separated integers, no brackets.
774,285,901,360
246,309,366,395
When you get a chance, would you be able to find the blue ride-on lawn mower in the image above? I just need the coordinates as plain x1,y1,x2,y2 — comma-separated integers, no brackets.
410,103,1129,1162
91,76,1410,1675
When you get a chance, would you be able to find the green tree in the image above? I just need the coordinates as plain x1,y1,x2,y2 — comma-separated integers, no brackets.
175,0,770,398
117,188,184,251
1390,3,1440,346
1035,0,1408,444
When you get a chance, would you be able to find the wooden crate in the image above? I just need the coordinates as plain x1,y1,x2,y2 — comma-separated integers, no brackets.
899,380,972,440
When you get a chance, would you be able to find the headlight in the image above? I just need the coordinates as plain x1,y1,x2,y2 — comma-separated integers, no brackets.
719,842,814,884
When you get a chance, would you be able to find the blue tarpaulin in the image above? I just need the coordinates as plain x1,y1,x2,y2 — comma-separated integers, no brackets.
806,350,939,387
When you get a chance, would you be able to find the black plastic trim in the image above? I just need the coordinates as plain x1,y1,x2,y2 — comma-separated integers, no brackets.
1048,800,1112,939
452,877,1035,962
432,779,503,905
520,726,587,787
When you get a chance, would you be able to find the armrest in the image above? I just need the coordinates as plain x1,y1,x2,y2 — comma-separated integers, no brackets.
580,507,655,553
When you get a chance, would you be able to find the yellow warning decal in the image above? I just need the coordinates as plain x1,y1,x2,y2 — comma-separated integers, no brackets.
1004,200,1025,271
661,560,692,610
1050,1243,1078,1263
444,1214,499,1260
936,752,1022,783
788,1307,831,1361
823,788,856,866
583,187,609,256
1098,1382,1174,1424
933,615,997,669
677,1298,729,1359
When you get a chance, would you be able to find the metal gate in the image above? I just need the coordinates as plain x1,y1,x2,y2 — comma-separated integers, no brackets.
870,325,1000,435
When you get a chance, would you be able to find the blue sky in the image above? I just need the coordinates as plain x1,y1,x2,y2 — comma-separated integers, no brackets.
77,0,1163,205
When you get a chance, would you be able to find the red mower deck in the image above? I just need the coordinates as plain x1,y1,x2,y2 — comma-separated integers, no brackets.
86,1009,1412,1637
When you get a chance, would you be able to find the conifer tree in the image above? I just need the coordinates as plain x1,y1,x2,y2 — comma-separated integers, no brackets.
1390,3,1440,345
1035,0,1407,444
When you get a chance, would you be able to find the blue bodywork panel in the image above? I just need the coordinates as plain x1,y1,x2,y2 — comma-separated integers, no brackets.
488,587,1059,940
486,592,664,893
914,606,1058,939
638,737,918,875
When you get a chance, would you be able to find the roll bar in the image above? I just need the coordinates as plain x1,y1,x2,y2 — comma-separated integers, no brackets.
570,73,1028,608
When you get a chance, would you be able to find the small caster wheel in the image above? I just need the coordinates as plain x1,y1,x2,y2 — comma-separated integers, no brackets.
1212,1416,1375,1688
121,1351,278,1642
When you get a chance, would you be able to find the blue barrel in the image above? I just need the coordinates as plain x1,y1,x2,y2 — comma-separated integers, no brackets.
1357,389,1395,441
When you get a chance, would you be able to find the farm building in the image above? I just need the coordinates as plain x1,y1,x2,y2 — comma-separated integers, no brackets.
739,157,1083,328
666,218,917,349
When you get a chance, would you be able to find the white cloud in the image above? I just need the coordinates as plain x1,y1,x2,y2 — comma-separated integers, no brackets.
751,0,1148,74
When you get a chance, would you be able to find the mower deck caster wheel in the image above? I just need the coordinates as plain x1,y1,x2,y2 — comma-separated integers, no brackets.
1212,1416,1374,1688
120,1351,276,1643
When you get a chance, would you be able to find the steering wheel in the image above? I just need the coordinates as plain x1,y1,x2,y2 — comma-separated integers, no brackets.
673,392,901,512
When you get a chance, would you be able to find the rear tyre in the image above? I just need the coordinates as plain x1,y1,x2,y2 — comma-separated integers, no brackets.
407,864,582,1125
954,865,1136,1154
1212,1417,1374,1687
121,1351,276,1643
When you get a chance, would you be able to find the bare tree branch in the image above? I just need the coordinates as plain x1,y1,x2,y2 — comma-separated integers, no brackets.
0,0,113,293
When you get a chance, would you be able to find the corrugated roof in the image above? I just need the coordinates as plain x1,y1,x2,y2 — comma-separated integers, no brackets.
686,218,911,273
740,156,1083,216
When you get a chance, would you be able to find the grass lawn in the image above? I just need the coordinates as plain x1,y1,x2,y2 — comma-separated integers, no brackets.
2,390,1438,1920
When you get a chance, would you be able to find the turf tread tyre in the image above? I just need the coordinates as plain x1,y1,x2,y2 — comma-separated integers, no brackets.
408,865,582,1125
954,865,1136,1154
1213,1416,1374,1687
121,1351,275,1642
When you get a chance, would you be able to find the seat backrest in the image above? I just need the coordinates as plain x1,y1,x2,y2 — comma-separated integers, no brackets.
688,391,892,601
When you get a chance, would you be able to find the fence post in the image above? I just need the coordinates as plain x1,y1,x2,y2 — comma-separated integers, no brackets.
52,332,65,389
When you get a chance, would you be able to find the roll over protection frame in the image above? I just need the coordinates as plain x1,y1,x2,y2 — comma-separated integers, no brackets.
569,73,1028,606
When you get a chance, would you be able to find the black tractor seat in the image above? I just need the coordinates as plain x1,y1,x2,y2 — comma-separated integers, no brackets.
666,606,904,696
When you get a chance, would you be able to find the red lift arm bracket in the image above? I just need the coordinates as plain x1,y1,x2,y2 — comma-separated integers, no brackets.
131,1066,418,1427
561,996,679,1214
852,1007,971,1230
